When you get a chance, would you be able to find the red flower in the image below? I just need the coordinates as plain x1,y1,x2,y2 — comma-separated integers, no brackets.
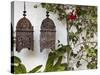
67,10,77,21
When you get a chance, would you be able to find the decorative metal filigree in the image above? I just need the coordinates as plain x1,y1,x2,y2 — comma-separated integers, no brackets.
16,2,34,52
40,11,56,52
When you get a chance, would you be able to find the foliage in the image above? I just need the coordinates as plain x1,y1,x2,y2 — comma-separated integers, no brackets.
28,65,42,73
39,3,97,70
44,43,71,72
41,3,66,21
11,56,21,64
13,63,26,74
12,43,71,73
11,56,42,74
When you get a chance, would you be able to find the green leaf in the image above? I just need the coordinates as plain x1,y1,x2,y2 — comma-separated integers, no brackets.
69,32,78,44
86,47,97,57
66,45,72,54
71,52,77,58
41,3,46,8
14,64,26,74
52,56,64,71
34,5,38,8
55,45,67,56
69,32,75,40
11,56,21,64
58,40,60,43
53,63,68,71
87,61,97,69
29,65,42,73
76,61,81,68
55,56,63,66
44,52,57,72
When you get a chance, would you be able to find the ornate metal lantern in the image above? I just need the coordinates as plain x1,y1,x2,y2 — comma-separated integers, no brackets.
40,11,56,52
16,2,34,52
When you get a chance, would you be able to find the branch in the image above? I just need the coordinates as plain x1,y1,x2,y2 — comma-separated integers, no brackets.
81,57,89,62
73,41,97,50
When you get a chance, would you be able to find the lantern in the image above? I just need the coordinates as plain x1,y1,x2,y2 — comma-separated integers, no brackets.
16,2,34,52
40,11,56,52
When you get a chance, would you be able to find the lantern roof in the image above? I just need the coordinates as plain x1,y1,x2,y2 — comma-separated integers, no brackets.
16,17,32,29
16,2,33,30
41,11,55,29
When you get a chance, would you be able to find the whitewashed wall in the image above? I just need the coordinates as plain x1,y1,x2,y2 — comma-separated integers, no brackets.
14,1,67,71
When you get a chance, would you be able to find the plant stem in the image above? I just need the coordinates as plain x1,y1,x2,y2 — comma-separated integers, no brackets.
73,41,97,50
66,19,69,45
66,17,71,70
81,57,89,62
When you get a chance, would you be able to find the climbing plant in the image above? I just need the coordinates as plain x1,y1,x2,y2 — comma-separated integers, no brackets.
39,3,97,70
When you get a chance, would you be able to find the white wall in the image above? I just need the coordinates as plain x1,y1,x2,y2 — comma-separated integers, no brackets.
14,1,67,71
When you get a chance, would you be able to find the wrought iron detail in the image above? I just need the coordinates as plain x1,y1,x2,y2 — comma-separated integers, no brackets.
40,11,56,52
16,2,34,52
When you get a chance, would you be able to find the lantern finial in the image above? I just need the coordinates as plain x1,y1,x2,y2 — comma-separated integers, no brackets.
23,1,27,16
46,11,49,18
